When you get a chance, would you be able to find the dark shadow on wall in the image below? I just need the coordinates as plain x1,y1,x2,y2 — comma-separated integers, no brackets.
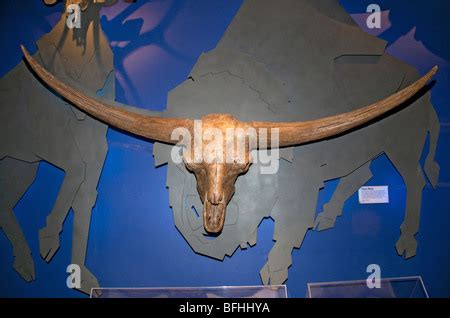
100,0,191,107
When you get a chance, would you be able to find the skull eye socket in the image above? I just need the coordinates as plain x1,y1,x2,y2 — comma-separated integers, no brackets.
242,161,251,171
231,160,251,173
184,160,206,174
184,160,196,171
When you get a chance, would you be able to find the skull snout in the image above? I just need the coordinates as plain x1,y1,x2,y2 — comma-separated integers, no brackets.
203,199,226,234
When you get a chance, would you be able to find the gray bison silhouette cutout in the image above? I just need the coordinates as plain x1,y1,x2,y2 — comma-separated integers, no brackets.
154,0,440,285
5,0,441,292
0,0,124,294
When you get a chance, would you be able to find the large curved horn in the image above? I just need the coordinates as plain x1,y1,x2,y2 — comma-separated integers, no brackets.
21,45,192,144
252,66,437,148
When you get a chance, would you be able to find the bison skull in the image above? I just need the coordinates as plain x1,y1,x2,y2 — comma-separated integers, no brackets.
22,45,437,233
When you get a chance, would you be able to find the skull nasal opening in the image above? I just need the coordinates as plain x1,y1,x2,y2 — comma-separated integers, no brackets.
203,200,225,234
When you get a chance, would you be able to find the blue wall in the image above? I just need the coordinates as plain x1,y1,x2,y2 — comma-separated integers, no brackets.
0,0,449,297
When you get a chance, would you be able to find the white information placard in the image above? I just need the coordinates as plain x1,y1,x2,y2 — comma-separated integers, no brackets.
358,186,389,204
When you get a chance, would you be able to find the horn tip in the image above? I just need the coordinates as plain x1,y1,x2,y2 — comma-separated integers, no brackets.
431,65,439,75
20,45,30,58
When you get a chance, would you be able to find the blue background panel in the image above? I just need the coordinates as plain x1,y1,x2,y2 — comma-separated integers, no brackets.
0,0,449,297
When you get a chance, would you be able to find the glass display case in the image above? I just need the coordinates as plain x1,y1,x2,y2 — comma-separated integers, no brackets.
307,276,429,298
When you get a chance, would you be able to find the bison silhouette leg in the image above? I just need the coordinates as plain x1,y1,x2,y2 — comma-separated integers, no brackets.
261,184,320,285
70,182,100,295
0,158,38,282
395,166,426,259
260,227,310,286
39,161,85,262
69,156,106,295
314,162,373,231
386,150,427,259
